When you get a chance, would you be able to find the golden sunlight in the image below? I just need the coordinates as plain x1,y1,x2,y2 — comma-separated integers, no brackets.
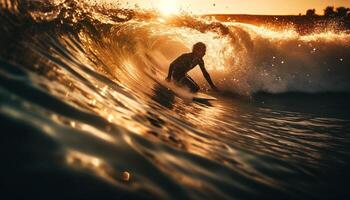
158,0,180,16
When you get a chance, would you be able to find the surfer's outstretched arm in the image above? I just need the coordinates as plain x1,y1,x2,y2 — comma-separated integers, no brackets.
166,64,174,81
199,62,218,91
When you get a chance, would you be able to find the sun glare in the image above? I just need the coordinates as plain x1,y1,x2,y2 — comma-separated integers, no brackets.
158,0,180,16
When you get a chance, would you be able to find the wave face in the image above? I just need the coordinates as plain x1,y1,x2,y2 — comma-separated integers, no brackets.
3,0,350,95
1,1,350,199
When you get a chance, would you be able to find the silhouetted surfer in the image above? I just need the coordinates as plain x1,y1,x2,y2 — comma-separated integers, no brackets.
166,42,218,93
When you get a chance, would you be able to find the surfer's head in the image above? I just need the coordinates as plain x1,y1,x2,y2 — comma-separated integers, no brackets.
192,42,206,58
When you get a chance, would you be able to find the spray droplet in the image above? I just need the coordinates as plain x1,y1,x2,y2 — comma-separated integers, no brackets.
122,171,130,181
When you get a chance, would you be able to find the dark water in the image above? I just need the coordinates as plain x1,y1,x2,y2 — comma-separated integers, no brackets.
1,1,350,199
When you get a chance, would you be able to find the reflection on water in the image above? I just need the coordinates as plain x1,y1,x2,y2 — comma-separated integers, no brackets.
151,84,175,109
66,150,118,184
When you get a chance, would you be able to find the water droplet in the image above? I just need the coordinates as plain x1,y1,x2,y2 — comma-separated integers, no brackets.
122,171,130,181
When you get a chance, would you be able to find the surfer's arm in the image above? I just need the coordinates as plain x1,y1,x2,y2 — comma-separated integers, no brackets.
199,62,217,90
166,63,174,81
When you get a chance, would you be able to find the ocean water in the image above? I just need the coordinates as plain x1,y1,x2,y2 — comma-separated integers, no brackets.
1,1,350,199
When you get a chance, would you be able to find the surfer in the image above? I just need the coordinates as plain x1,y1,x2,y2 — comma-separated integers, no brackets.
166,42,218,93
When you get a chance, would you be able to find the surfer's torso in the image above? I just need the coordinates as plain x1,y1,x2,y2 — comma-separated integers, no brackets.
170,53,204,80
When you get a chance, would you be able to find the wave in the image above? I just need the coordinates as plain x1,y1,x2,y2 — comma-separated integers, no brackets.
2,1,350,199
2,0,350,96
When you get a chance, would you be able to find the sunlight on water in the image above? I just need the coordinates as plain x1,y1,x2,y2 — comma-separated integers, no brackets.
80,124,116,143
66,150,127,184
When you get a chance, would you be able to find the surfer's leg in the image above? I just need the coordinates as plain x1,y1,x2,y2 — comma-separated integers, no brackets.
181,76,200,93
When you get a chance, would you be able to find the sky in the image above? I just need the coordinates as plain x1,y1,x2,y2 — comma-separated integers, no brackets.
115,0,350,15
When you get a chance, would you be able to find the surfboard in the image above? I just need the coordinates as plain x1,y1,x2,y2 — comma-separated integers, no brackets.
192,92,217,101
159,80,217,102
